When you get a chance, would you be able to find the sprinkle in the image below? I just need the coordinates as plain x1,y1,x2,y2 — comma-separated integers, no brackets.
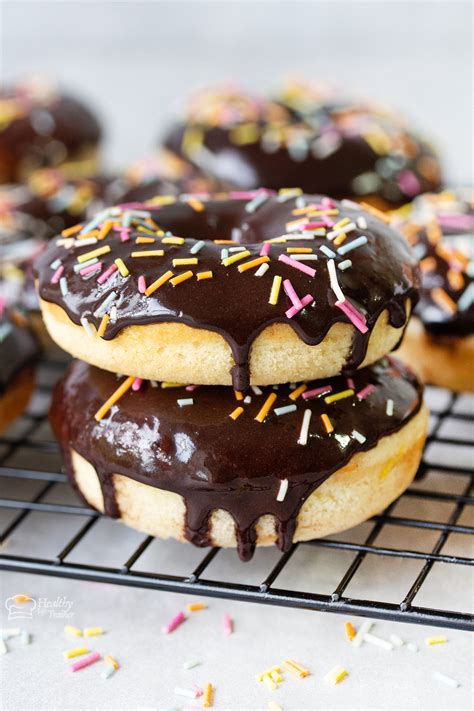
70,651,101,672
173,257,198,267
223,250,251,266
76,245,111,264
20,630,31,645
171,270,193,286
389,634,404,648
290,254,319,261
97,313,110,338
426,636,448,646
278,254,316,277
324,666,348,685
276,478,289,502
131,377,142,392
274,404,297,416
260,243,271,257
101,665,116,679
61,223,83,237
320,245,337,258
432,671,460,688
386,399,394,416
177,398,194,407
94,376,134,422
286,293,314,318
84,627,104,637
327,259,345,301
137,275,147,293
98,219,113,240
162,611,186,634
327,222,356,241
80,317,94,337
110,305,117,323
283,279,303,308
197,271,213,280
325,389,354,404
357,216,367,229
364,632,393,650
336,299,368,333
104,655,119,670
174,687,198,699
345,621,356,641
302,385,332,400
190,240,205,254
337,235,368,255
255,393,277,423
186,602,206,612
431,288,457,314
146,270,174,296
94,291,117,318
64,646,89,659
51,265,64,284
458,282,474,311
64,625,82,637
338,259,352,271
221,248,229,260
130,250,165,258
251,385,263,395
360,202,391,224
352,429,366,443
162,382,185,388
97,263,118,284
238,256,270,273
269,275,282,305
223,614,233,635
357,384,375,400
283,659,310,678
407,642,419,653
112,258,128,278
245,191,269,213
277,188,302,202
203,682,213,707
352,620,373,647
244,395,252,404
268,703,283,711
80,262,102,277
297,409,312,445
0,640,8,655
321,413,333,434
187,197,205,212
229,406,244,420
183,659,201,670
289,384,307,401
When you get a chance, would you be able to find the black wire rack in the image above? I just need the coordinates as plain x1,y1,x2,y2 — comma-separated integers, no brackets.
1,354,473,631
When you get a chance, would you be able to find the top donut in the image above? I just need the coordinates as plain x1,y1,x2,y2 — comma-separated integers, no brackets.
35,190,419,388
161,82,442,207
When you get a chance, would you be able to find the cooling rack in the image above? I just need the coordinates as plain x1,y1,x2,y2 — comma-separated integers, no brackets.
0,354,473,631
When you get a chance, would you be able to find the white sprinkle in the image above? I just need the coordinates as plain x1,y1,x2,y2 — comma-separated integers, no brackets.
364,632,393,650
334,433,351,448
251,385,263,396
320,245,337,258
94,291,117,318
297,409,312,446
150,380,159,388
59,277,68,296
352,620,373,647
221,248,229,261
173,687,198,699
386,399,394,416
101,665,116,679
228,246,247,252
290,254,319,261
357,216,368,229
407,642,419,653
80,316,95,337
0,639,7,655
276,478,289,502
274,404,297,416
389,634,404,648
295,196,306,208
458,282,474,311
338,235,368,256
0,628,20,639
432,671,460,688
245,191,269,213
50,258,62,270
73,257,98,272
182,659,201,670
110,305,117,323
327,222,356,240
243,395,252,404
286,232,321,240
341,199,361,210
327,259,345,302
177,398,194,407
338,259,352,271
190,240,205,254
255,262,270,277
352,429,366,444
73,237,97,248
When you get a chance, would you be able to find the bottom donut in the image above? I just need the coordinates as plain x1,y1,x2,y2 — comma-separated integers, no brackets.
51,358,428,560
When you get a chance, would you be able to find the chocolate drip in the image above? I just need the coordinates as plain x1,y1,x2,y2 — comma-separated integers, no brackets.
50,358,423,560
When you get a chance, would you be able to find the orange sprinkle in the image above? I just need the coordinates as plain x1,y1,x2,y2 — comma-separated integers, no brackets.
447,269,464,291
291,204,318,215
203,682,213,708
229,406,244,420
145,270,174,297
286,247,313,254
360,202,391,224
187,197,205,212
321,413,333,434
170,270,193,286
97,313,110,338
135,236,156,244
234,390,244,401
98,219,113,240
255,393,277,423
420,256,437,272
61,223,83,237
94,376,134,422
345,621,356,641
75,229,100,241
289,384,307,401
426,220,443,244
333,232,348,246
104,655,119,670
186,602,206,612
214,239,237,244
431,287,457,314
237,256,270,273
145,217,160,230
196,271,213,280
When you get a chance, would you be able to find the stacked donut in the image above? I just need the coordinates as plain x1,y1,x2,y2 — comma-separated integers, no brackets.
34,190,428,560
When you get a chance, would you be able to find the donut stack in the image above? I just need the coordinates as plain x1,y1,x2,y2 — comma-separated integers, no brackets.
34,190,429,560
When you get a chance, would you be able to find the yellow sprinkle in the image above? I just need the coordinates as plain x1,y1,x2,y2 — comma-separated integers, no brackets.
63,646,89,659
324,389,354,404
283,659,310,678
223,250,251,266
98,220,113,240
114,258,129,277
162,236,185,245
137,225,156,235
321,413,333,434
76,245,111,264
182,126,204,156
135,236,156,244
237,256,270,273
266,236,288,243
324,666,348,685
229,406,244,421
268,702,283,711
172,258,198,267
97,313,110,338
94,376,134,422
263,675,277,690
130,250,165,258
104,655,119,670
61,223,83,237
84,627,104,637
426,636,448,645
161,382,185,388
186,602,206,612
229,122,260,145
64,626,82,637
286,247,313,253
269,275,282,305
289,384,307,401
332,217,351,230
187,197,205,212
255,393,277,423
145,270,174,296
345,621,356,641
234,390,244,401
170,270,193,286
203,682,213,707
197,270,213,280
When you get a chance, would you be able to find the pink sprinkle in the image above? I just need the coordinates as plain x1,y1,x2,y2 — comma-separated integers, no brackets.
186,384,200,392
335,299,368,333
80,261,102,276
303,221,325,230
193,685,203,698
138,275,146,293
97,263,118,284
346,377,355,390
223,613,233,635
260,242,270,257
0,297,5,317
357,384,376,401
132,377,143,391
438,213,474,231
51,265,64,284
230,191,259,199
285,293,314,318
322,215,335,228
397,170,421,197
283,279,303,308
322,197,337,208
302,385,333,400
162,610,186,634
70,651,101,672
119,229,131,242
279,254,316,278
118,201,153,210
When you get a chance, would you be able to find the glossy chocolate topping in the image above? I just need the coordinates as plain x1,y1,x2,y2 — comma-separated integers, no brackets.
0,310,40,393
51,357,423,560
162,84,442,205
35,192,420,389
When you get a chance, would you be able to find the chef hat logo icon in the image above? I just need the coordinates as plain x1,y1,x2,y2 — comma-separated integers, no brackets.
5,595,36,620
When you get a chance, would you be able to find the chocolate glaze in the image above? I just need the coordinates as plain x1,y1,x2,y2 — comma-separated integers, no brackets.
35,193,420,390
162,85,442,205
51,357,423,560
0,311,40,393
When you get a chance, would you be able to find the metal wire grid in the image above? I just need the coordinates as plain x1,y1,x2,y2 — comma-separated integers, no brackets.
0,355,472,631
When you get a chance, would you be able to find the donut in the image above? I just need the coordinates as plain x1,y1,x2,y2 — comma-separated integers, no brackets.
0,307,40,432
0,78,102,184
161,82,442,208
396,189,474,391
51,356,427,560
34,191,420,390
